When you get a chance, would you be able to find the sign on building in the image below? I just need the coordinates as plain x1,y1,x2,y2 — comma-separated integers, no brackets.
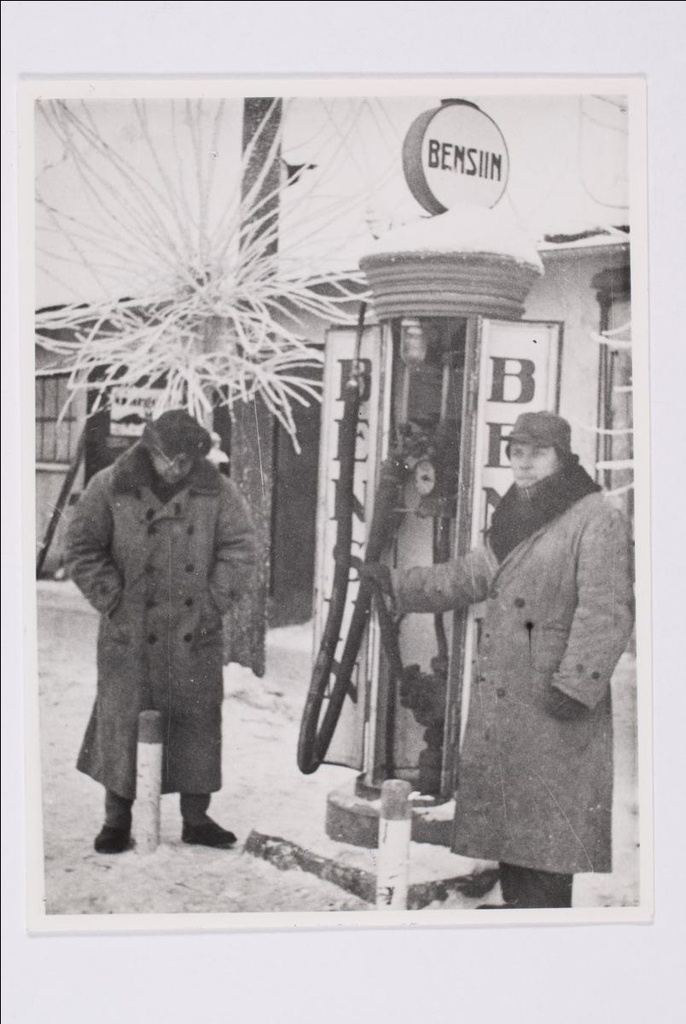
403,99,510,214
109,386,163,436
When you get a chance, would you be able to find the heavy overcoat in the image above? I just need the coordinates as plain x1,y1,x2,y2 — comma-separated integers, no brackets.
393,492,634,874
65,443,256,800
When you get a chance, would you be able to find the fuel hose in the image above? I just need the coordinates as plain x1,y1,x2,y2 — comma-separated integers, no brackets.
297,304,367,774
300,460,403,772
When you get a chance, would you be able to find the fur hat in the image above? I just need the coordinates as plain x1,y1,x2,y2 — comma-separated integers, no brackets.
141,409,212,460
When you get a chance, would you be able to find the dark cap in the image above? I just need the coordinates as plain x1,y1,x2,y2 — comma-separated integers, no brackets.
507,411,572,454
141,409,212,460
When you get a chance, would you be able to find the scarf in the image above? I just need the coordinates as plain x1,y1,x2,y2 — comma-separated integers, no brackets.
148,472,190,506
488,457,601,564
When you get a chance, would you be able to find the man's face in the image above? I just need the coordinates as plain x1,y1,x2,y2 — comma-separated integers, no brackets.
149,448,194,485
509,442,560,488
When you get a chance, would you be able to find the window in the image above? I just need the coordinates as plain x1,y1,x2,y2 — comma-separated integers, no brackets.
35,373,79,464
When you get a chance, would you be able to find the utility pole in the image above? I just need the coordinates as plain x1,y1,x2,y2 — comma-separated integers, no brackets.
229,97,283,677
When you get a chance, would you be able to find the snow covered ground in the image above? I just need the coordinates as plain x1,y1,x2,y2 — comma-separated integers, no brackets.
36,580,640,917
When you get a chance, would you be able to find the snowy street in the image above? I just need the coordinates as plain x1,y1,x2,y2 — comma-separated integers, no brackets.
37,580,640,917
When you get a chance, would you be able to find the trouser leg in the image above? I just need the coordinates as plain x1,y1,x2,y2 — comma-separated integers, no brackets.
104,789,133,830
180,793,211,825
500,862,573,908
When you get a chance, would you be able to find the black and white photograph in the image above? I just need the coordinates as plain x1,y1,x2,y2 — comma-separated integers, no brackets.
7,1,686,1021
22,75,652,931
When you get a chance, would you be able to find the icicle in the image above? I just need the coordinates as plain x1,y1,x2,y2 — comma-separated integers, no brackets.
589,329,633,350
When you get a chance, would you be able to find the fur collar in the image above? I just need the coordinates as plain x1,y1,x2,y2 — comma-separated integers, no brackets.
488,458,600,564
111,442,221,496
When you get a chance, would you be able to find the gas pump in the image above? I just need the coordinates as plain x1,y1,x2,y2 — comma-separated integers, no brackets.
298,312,468,793
382,316,466,797
298,99,563,847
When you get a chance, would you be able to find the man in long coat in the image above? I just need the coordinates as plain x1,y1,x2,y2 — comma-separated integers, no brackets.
364,411,635,908
65,410,256,854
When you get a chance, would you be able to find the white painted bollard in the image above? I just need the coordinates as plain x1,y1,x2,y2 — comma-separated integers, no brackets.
376,779,413,910
136,710,163,854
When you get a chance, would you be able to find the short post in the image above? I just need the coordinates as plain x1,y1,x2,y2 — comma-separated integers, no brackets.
376,779,413,910
136,710,163,854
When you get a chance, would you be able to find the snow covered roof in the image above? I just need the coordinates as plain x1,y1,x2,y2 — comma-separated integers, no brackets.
538,228,630,254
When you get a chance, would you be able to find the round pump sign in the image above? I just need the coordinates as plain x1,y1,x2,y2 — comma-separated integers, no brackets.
402,100,509,214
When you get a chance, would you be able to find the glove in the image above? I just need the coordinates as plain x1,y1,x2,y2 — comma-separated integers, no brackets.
359,562,393,596
544,686,590,722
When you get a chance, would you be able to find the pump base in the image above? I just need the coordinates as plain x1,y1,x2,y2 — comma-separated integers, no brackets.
245,829,500,908
326,779,453,849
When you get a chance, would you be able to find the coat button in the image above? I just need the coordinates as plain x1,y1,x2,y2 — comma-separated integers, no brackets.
185,563,195,573
187,525,194,536
496,687,506,698
145,564,155,575
576,663,585,673
514,597,525,608
185,597,194,607
147,634,157,644
183,633,193,642
591,671,601,680
146,599,156,610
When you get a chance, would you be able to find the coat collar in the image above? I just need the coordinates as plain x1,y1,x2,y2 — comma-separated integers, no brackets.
112,442,221,496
